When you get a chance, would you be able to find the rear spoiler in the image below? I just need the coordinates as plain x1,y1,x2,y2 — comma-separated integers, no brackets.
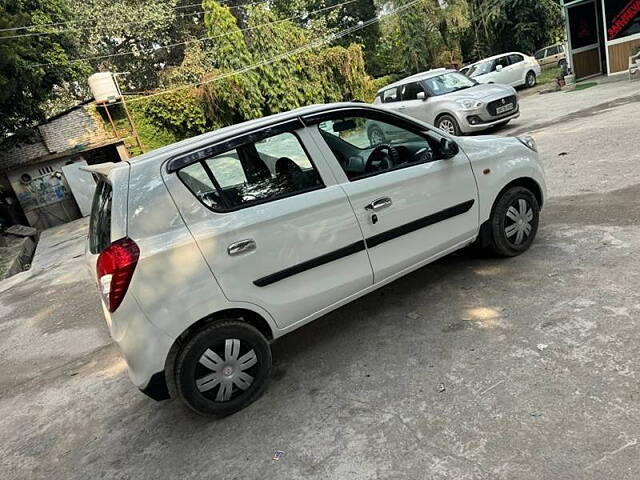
79,162,121,178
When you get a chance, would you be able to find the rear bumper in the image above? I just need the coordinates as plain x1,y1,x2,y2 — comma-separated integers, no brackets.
140,371,170,401
102,294,175,397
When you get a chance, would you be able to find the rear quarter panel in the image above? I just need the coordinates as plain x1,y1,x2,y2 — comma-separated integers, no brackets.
125,160,277,341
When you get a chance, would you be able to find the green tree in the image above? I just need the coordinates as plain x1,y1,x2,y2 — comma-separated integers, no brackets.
271,0,381,74
0,0,87,135
376,0,469,75
493,0,563,55
462,0,563,62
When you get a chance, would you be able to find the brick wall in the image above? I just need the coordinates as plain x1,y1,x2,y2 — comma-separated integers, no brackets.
0,105,112,172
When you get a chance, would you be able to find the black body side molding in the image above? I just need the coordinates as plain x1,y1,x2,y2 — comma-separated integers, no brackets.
254,200,475,287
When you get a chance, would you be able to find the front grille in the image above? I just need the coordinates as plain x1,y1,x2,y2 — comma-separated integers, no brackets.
487,95,517,117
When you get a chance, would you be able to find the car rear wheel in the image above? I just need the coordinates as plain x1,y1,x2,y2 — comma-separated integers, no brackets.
174,320,272,416
436,114,461,136
526,71,537,88
488,186,539,257
558,59,567,70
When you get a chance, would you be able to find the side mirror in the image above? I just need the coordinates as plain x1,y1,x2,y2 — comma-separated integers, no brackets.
496,64,504,72
417,91,427,101
440,138,459,159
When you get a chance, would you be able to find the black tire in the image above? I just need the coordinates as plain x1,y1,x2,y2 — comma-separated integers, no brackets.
173,320,272,416
368,125,386,146
488,186,540,257
558,59,567,70
525,70,537,88
436,114,461,136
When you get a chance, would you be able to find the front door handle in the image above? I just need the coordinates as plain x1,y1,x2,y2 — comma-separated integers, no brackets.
227,239,256,256
365,197,393,212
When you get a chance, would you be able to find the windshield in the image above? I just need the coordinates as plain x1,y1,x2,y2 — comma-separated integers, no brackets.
423,72,477,96
468,60,494,77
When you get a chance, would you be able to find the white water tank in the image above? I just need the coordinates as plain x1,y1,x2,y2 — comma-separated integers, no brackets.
88,72,121,104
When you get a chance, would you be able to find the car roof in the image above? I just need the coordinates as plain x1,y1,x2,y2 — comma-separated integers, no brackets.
128,102,383,167
376,69,457,93
538,43,563,51
473,52,528,63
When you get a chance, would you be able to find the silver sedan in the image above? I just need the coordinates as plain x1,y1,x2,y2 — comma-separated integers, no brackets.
372,69,519,136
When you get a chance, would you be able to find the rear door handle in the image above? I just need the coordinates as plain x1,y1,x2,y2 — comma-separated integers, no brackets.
365,197,393,212
227,239,256,256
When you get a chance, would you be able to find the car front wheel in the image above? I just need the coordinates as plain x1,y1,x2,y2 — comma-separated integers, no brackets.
173,320,272,416
436,114,461,136
488,186,540,257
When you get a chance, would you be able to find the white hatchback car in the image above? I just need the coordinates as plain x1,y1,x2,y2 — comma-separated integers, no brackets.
86,103,546,416
467,52,542,88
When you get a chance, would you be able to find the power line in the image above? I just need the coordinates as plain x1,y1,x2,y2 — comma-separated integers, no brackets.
114,0,421,106
29,0,357,68
0,0,270,39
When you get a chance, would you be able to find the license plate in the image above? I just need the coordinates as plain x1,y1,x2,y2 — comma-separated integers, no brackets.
496,103,514,114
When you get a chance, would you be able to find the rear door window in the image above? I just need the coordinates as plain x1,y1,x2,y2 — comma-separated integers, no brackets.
508,54,525,64
177,132,324,212
89,178,112,254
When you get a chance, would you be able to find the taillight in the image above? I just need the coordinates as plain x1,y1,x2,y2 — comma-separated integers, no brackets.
96,238,140,313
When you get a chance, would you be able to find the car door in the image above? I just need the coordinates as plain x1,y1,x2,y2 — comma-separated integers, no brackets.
506,54,527,85
534,48,547,67
489,56,508,84
306,108,479,283
548,46,562,67
390,82,430,123
163,121,373,329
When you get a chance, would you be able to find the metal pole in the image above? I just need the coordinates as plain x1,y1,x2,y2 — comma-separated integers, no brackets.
102,104,118,137
113,73,144,153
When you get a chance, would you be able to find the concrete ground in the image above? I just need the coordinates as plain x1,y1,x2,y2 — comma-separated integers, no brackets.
1,80,640,480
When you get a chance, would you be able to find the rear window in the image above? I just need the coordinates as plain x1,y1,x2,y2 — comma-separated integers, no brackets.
177,131,323,212
89,179,112,254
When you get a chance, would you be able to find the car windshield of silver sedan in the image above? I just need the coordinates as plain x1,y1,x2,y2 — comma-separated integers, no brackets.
423,72,477,96
468,60,493,77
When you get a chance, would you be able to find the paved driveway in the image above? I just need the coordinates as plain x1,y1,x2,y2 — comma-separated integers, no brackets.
2,81,640,480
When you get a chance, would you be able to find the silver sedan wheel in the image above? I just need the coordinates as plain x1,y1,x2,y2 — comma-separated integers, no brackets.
505,198,534,245
438,119,456,135
196,339,258,402
526,72,536,87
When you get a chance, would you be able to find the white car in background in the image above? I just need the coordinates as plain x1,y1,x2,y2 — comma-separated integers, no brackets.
467,52,542,88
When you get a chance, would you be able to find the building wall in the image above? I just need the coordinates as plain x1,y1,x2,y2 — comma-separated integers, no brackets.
608,37,640,72
6,156,84,230
0,105,112,172
573,49,602,78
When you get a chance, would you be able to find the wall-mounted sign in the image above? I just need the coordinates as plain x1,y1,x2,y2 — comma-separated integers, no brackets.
607,0,640,40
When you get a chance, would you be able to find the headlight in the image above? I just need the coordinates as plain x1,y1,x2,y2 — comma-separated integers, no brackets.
455,98,483,110
517,135,537,152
